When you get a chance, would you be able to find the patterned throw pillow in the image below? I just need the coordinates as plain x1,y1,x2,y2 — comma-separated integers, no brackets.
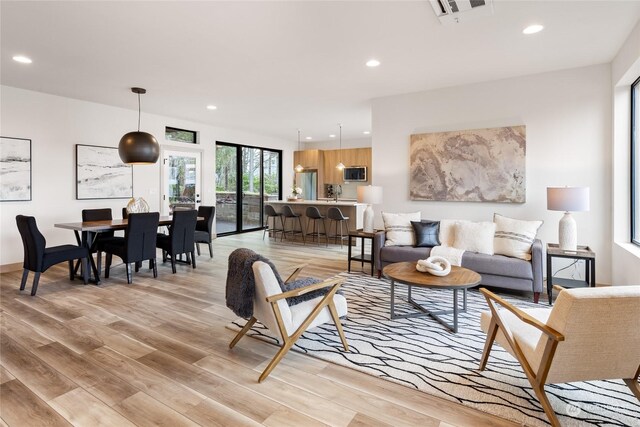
411,220,440,247
452,221,496,255
382,212,421,246
493,213,543,260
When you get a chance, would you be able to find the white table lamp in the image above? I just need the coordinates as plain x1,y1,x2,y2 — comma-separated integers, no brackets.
357,185,383,233
547,187,590,251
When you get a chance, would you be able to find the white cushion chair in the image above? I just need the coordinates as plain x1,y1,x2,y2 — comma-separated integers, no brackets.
479,285,640,426
229,261,349,382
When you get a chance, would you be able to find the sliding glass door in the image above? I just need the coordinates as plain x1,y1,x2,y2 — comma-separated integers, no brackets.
216,142,282,235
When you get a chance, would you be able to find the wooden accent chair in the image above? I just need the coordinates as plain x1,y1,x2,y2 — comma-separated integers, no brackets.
229,261,349,382
479,285,640,426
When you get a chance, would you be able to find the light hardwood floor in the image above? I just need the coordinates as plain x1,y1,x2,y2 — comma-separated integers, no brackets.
0,231,517,427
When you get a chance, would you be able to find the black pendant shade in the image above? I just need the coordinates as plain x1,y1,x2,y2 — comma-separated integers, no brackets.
118,131,160,164
118,87,160,164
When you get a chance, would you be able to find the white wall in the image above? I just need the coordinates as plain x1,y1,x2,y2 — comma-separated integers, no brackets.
371,64,613,284
0,86,295,266
611,20,640,285
302,137,371,150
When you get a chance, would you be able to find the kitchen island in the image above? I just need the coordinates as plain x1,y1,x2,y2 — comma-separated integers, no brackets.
267,200,366,233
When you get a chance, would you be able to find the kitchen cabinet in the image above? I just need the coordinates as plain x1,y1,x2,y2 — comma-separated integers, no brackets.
322,148,372,184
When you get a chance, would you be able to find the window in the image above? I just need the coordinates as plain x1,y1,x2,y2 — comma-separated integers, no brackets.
632,76,640,245
165,126,197,144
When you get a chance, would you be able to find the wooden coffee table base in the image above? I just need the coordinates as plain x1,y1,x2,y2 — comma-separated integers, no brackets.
390,281,468,333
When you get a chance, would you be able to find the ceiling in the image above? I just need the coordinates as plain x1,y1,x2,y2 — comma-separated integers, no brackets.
2,1,639,141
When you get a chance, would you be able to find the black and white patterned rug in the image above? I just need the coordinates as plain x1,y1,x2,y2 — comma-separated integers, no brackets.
229,272,640,426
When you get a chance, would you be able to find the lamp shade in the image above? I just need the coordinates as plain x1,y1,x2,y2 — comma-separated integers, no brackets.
118,131,160,164
547,187,589,212
357,185,383,204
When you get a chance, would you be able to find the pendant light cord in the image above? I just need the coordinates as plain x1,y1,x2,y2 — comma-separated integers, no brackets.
137,92,141,132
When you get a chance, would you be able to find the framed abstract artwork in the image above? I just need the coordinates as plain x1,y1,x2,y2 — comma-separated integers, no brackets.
1,136,32,202
76,144,133,200
410,125,526,203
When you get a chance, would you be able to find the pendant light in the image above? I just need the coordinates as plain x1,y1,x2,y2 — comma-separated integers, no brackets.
336,123,345,170
294,129,304,172
118,87,160,164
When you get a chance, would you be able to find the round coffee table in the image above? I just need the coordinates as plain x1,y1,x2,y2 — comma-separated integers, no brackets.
383,261,481,333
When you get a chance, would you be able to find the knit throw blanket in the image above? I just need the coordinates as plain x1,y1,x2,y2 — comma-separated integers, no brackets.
225,248,326,318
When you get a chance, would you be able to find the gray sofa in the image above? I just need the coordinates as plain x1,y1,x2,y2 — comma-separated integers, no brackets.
373,231,544,303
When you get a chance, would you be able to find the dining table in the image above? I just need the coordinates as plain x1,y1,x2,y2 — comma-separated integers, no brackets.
55,215,200,284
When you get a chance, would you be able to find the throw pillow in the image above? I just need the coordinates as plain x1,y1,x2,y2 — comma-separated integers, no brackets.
493,213,543,261
411,220,440,247
452,221,496,255
439,219,469,246
382,212,421,246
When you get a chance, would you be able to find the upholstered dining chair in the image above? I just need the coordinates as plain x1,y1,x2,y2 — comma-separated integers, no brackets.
229,260,349,382
16,215,89,295
157,209,198,273
80,208,118,275
194,205,215,258
479,285,640,427
104,212,159,284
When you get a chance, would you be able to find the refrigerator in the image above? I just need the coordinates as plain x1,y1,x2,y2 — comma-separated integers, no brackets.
295,170,317,200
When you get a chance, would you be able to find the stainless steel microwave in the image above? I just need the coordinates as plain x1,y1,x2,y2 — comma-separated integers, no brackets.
343,166,367,182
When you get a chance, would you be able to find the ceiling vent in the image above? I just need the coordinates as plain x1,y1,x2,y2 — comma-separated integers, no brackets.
430,0,494,24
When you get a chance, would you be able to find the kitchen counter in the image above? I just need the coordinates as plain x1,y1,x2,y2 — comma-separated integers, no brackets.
266,200,365,234
269,200,364,207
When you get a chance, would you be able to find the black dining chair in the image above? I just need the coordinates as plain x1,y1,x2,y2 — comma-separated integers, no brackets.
194,206,215,258
16,215,89,296
157,209,198,273
81,208,120,275
103,212,159,284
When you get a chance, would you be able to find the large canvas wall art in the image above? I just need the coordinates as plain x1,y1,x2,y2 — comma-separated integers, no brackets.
1,137,32,202
76,144,133,200
410,125,526,203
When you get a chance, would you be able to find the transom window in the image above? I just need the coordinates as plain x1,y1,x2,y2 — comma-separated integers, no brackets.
165,126,197,144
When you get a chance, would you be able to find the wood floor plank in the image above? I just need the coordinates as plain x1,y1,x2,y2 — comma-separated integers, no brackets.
1,310,55,350
106,319,208,364
49,388,137,427
348,413,394,427
0,365,15,385
0,230,523,427
0,380,72,427
15,296,82,322
84,346,206,413
1,302,102,354
113,391,200,427
0,335,77,401
194,354,358,426
136,350,284,423
182,397,263,427
33,342,139,406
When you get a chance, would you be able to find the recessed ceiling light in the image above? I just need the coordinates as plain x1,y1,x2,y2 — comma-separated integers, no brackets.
329,134,336,138
206,105,217,110
12,55,32,64
305,136,312,140
366,59,380,67
363,131,371,135
522,24,544,35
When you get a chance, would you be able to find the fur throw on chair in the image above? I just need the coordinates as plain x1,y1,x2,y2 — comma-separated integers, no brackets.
225,248,326,318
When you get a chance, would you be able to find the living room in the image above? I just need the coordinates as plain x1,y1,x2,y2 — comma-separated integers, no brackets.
1,2,639,426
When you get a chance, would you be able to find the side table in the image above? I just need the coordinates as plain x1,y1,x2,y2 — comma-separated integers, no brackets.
546,243,596,305
347,229,378,276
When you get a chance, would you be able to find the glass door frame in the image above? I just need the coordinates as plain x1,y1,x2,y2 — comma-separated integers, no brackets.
215,141,282,236
160,148,203,215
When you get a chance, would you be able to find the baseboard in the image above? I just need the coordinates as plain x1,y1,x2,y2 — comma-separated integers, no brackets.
0,262,22,273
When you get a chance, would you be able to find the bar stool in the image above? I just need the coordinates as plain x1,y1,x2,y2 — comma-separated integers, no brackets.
305,206,328,246
263,205,284,240
327,207,350,248
281,205,305,244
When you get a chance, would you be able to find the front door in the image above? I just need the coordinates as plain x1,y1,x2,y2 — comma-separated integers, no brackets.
162,150,202,215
